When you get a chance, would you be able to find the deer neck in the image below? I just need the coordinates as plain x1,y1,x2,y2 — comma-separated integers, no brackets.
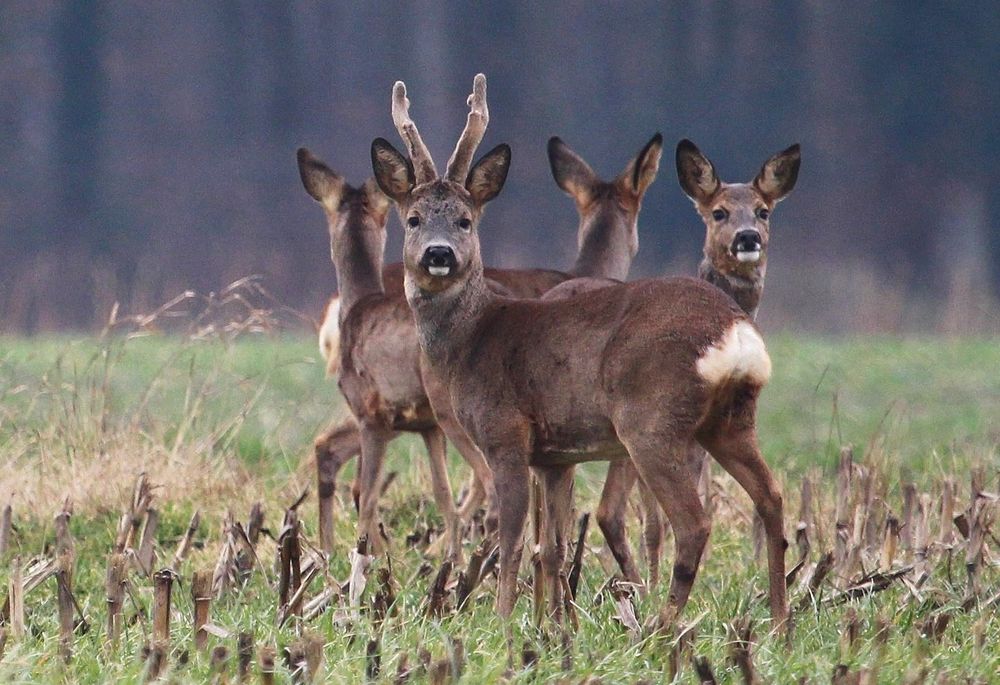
331,222,386,318
570,210,635,280
405,261,492,368
698,256,765,320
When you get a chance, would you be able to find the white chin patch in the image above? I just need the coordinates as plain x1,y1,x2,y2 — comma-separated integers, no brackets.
736,250,761,263
428,266,451,276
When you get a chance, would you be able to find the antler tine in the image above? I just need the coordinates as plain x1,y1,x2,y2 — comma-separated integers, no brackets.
445,73,489,183
392,80,437,184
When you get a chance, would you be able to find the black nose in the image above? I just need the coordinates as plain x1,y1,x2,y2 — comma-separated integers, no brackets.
732,230,762,253
420,245,457,270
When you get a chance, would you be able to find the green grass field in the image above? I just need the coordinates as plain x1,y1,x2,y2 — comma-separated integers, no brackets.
0,333,997,682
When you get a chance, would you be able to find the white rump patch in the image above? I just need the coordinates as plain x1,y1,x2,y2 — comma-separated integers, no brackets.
318,296,341,377
696,321,772,387
736,250,761,263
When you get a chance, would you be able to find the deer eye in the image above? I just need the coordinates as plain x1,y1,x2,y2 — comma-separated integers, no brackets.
407,216,420,228
756,208,770,220
457,218,472,231
711,208,728,221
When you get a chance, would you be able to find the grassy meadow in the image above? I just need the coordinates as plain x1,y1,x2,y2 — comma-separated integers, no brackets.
0,328,997,682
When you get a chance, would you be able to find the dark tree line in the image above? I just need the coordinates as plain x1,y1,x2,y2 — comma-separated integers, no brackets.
1,1,997,333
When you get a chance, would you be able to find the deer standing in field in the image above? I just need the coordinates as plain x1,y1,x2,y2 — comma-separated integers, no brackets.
371,78,789,645
597,139,801,588
297,152,473,558
307,76,661,555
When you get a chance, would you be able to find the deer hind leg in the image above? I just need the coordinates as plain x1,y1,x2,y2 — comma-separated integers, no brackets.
641,446,707,587
539,465,575,622
356,423,392,553
698,420,788,629
314,418,362,554
421,427,463,562
596,460,644,586
620,431,709,625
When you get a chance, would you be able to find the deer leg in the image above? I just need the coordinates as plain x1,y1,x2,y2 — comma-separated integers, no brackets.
423,366,497,533
624,436,709,625
491,460,530,620
421,427,463,562
698,427,788,629
356,423,391,554
596,461,643,586
539,465,575,622
313,418,362,554
637,480,664,588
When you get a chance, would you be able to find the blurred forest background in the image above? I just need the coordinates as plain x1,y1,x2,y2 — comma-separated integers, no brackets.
1,1,998,334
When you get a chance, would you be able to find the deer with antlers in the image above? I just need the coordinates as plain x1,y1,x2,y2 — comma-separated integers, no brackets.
308,76,661,555
371,75,789,637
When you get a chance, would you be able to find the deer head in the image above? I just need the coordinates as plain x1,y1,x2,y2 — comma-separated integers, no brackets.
371,74,510,296
297,147,391,310
676,140,800,274
548,133,663,280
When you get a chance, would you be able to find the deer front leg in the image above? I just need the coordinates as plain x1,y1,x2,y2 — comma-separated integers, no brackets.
493,460,529,619
423,363,497,532
540,465,575,622
421,427,463,563
313,418,362,554
356,422,391,553
637,480,665,588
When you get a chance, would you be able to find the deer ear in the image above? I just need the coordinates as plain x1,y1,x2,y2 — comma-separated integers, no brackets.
297,148,345,209
754,144,800,203
619,132,663,197
548,137,598,204
370,138,415,203
466,143,511,206
675,139,720,204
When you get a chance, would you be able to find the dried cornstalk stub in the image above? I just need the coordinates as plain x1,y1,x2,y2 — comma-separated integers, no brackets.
455,538,496,611
348,535,374,608
172,510,201,571
8,555,24,640
0,503,12,557
152,568,175,646
365,637,381,682
137,508,160,575
192,570,213,650
105,552,127,647
727,616,758,685
143,642,167,683
210,645,230,680
237,631,254,682
284,633,323,684
259,645,276,685
425,559,453,618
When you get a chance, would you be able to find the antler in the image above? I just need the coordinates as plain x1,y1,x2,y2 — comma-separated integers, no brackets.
392,80,438,184
445,73,489,183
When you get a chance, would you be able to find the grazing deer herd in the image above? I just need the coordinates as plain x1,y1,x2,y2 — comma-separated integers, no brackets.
298,73,800,643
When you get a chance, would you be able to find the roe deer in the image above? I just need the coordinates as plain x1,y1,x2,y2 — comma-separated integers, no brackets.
296,152,472,557
597,139,801,588
371,79,789,640
309,76,661,554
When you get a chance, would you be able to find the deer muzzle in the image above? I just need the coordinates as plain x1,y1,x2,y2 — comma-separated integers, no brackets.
732,230,763,263
420,244,458,277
